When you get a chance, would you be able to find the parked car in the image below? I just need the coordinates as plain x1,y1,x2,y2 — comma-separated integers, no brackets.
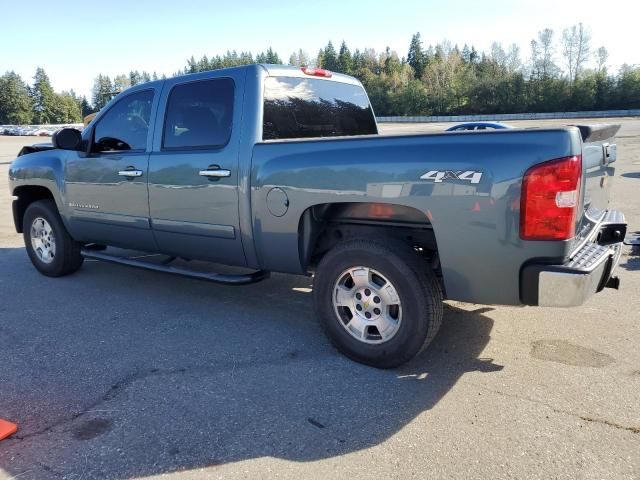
446,122,512,131
8,64,627,368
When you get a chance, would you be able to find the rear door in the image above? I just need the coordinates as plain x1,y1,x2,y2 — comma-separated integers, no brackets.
148,74,246,265
65,88,158,250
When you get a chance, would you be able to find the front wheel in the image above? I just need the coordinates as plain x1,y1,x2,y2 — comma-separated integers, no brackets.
23,199,84,277
314,238,443,368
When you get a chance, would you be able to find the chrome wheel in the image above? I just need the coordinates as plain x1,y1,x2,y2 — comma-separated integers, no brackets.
332,266,402,344
30,217,56,264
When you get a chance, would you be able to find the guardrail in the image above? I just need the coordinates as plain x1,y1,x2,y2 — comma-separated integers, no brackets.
376,110,640,123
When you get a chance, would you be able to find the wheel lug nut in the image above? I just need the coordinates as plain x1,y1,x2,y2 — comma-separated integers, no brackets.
355,293,361,300
373,296,380,304
364,289,371,296
365,312,371,319
355,304,362,311
374,308,380,315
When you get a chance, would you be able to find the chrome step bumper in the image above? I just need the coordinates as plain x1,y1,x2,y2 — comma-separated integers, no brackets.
520,210,626,307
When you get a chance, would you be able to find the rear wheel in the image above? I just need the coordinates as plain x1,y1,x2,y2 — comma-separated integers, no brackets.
23,200,84,277
314,238,443,368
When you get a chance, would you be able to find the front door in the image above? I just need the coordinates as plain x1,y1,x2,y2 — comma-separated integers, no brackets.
148,76,246,266
65,88,157,251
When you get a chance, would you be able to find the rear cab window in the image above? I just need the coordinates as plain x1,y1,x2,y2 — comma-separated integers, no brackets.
163,78,234,150
262,77,377,141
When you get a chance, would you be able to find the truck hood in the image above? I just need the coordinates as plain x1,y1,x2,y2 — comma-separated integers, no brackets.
17,143,55,157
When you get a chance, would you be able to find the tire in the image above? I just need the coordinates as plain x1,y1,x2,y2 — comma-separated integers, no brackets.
23,199,84,277
314,238,443,369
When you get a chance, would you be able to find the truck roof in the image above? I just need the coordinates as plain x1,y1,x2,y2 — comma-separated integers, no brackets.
256,64,362,86
126,64,362,94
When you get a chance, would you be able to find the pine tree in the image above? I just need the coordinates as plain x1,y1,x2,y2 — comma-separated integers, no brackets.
322,42,339,71
289,49,309,67
315,48,325,68
337,41,352,74
256,48,281,64
186,56,198,74
129,71,141,86
0,71,33,124
92,74,114,110
79,96,93,117
31,67,56,124
266,48,281,64
239,51,254,65
351,49,363,72
461,44,471,63
407,33,426,79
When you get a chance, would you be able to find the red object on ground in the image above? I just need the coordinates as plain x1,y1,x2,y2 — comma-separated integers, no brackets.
472,201,481,212
0,419,18,440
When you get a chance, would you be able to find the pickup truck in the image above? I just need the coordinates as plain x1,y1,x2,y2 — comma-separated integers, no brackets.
8,64,627,368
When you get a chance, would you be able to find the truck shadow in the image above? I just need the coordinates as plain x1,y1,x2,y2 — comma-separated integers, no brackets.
620,244,640,271
0,247,502,479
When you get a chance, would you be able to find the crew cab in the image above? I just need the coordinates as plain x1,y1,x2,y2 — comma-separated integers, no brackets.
8,64,627,368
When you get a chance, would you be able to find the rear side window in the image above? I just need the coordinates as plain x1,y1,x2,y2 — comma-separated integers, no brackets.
163,78,234,150
94,89,154,151
263,77,377,140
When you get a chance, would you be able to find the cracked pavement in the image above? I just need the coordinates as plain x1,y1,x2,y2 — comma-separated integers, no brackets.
0,120,639,479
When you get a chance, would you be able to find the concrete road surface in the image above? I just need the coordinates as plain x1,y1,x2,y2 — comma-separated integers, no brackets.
0,120,638,479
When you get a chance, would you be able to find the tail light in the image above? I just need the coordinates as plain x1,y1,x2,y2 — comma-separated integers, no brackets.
301,67,332,78
520,155,582,241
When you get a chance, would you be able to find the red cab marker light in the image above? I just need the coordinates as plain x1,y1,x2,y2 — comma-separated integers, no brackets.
301,67,332,78
368,203,394,218
0,419,18,441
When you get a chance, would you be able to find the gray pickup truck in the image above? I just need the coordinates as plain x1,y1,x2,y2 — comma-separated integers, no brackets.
8,64,627,368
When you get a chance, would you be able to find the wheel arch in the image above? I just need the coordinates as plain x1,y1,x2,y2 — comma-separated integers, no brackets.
12,185,57,233
297,201,440,279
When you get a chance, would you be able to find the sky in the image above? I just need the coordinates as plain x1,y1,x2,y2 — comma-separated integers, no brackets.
1,0,639,99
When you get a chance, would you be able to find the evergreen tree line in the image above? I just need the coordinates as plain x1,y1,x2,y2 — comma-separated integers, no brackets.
0,68,91,125
310,26,640,115
89,48,283,112
2,23,639,124
169,25,640,116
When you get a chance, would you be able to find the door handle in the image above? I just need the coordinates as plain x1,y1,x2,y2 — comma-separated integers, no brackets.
118,169,143,177
199,166,231,178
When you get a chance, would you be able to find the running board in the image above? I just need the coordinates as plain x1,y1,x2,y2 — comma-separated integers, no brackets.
81,249,270,285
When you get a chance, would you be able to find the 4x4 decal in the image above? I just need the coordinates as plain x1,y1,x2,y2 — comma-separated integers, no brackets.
420,170,483,184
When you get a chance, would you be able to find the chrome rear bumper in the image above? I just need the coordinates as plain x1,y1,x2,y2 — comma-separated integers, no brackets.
520,211,626,307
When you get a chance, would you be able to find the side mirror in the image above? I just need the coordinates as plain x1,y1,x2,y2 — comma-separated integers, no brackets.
52,128,82,150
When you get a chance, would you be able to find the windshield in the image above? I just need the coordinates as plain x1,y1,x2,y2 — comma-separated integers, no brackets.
262,76,377,140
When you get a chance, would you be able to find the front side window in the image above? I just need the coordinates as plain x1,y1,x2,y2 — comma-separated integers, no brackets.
93,89,154,152
262,77,378,140
163,78,234,150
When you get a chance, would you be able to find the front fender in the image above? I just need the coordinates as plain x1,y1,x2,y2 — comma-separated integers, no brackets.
9,150,69,219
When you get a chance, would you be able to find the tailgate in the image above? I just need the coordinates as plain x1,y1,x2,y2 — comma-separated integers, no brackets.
574,124,621,245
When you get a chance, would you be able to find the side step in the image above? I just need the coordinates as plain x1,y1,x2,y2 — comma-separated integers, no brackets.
81,249,270,285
